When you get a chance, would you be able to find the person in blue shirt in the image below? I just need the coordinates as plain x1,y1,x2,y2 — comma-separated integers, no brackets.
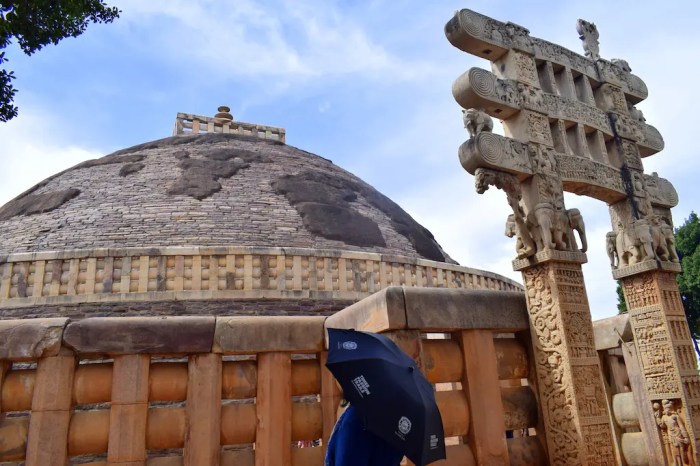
325,402,404,466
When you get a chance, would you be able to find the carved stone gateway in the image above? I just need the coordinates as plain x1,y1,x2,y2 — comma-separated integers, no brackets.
445,8,698,465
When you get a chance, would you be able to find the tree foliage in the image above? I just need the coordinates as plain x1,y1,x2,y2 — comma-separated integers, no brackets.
0,0,120,122
675,212,700,339
616,281,627,314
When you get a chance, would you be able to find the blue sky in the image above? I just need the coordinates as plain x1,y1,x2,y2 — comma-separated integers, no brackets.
1,0,699,320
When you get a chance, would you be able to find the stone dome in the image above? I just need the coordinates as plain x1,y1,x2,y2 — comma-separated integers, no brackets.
0,116,521,319
0,132,452,262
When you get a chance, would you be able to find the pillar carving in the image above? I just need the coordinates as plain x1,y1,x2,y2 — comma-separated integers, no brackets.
621,271,699,465
522,261,615,465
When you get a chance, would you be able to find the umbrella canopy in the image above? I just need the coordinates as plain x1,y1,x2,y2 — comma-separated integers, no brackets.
326,328,446,466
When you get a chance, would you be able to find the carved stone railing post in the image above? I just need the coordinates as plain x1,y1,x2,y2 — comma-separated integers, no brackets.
618,268,699,465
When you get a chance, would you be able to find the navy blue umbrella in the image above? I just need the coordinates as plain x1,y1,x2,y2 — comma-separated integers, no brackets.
326,328,446,466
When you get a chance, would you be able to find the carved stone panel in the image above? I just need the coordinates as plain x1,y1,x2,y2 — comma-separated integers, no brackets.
623,271,700,464
493,49,539,88
523,263,615,466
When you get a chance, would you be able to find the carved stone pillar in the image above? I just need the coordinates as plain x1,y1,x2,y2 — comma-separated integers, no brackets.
515,253,616,465
620,269,699,465
445,7,683,465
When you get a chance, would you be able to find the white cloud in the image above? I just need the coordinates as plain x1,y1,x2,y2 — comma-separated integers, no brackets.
112,0,433,83
0,109,103,206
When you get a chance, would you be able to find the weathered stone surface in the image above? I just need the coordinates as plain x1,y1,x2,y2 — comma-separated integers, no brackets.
118,163,145,177
324,286,407,337
63,317,215,354
0,134,454,265
501,386,538,430
0,318,67,359
0,189,80,221
506,436,547,466
74,154,146,170
592,313,632,351
612,392,640,430
0,298,353,319
214,316,325,353
294,202,385,247
403,288,529,331
167,147,266,200
620,432,649,466
274,170,447,261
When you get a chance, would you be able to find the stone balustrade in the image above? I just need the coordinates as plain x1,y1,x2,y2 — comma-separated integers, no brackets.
173,112,286,143
0,287,545,466
0,246,522,312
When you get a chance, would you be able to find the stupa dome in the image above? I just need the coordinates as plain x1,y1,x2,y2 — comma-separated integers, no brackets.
0,110,520,318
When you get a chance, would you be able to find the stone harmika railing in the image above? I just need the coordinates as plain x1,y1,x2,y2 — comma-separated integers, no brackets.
173,112,286,143
0,247,522,308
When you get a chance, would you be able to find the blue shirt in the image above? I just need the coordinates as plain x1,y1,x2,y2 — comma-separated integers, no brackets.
325,405,404,466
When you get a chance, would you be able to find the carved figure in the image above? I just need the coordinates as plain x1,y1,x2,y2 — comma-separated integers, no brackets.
516,82,544,108
505,213,536,259
661,217,680,262
606,231,618,268
528,203,568,252
463,108,493,139
611,58,632,73
654,400,694,466
650,215,673,262
504,22,532,51
576,19,600,60
528,145,555,172
615,222,642,267
566,208,587,253
475,168,536,259
628,102,646,123
633,218,656,262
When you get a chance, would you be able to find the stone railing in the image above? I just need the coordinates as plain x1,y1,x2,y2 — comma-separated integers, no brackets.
173,112,286,143
593,314,659,466
0,287,544,465
0,247,522,310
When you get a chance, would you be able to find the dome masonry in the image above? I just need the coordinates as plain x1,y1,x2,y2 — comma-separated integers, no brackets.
0,107,451,262
0,108,521,318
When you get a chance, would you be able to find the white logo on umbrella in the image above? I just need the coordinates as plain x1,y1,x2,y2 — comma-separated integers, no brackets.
342,341,357,350
351,375,371,397
398,416,412,435
430,434,439,449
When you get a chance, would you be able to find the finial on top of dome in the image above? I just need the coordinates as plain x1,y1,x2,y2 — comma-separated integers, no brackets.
173,106,285,143
214,105,234,122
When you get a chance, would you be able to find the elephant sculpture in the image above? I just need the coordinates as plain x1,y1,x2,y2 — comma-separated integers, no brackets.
463,108,493,139
633,218,656,262
614,219,657,267
615,224,640,267
565,208,587,253
651,215,678,262
505,213,536,259
606,231,618,268
526,203,578,253
660,218,680,262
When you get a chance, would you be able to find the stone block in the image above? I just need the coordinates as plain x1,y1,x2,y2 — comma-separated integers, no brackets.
506,436,547,466
501,386,538,430
0,318,68,360
214,316,325,354
592,313,632,351
324,286,407,338
404,288,528,331
63,317,215,355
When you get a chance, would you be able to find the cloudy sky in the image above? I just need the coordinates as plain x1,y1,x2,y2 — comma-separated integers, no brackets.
1,0,698,320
